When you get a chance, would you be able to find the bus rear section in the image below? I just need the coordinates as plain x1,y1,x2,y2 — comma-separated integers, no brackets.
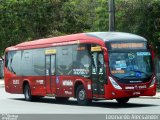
4,32,156,105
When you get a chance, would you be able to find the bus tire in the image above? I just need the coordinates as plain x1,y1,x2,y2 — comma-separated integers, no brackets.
116,98,130,104
24,84,33,101
76,85,90,105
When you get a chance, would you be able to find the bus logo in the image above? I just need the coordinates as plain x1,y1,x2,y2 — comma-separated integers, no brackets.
62,80,73,86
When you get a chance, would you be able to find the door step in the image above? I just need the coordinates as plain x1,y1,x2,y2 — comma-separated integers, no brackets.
46,94,56,97
92,97,106,101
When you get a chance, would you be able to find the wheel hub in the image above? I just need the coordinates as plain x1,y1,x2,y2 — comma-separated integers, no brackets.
79,89,85,100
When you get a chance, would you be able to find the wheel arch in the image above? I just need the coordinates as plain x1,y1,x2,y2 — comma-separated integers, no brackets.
74,80,84,98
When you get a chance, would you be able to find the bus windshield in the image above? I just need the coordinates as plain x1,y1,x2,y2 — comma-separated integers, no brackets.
109,51,152,83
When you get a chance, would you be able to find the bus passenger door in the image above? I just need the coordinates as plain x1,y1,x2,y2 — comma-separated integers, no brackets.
45,55,56,94
91,52,106,97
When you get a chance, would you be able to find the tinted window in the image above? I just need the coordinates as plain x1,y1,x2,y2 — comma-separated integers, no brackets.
72,44,91,77
45,54,56,76
21,50,33,76
56,46,73,75
32,49,45,76
5,51,21,75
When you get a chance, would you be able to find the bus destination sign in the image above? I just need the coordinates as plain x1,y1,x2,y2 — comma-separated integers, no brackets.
110,43,146,50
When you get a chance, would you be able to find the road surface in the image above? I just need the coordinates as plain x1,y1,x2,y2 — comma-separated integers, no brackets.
0,87,160,114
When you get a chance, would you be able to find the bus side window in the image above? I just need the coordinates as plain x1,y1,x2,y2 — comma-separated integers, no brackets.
56,46,73,75
72,44,91,77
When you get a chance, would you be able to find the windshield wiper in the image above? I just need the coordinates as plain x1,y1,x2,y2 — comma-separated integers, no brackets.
120,70,151,80
129,70,151,77
120,75,137,80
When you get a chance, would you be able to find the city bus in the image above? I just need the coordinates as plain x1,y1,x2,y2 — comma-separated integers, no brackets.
4,32,156,105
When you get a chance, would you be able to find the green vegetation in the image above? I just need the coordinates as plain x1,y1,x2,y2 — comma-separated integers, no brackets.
0,0,160,55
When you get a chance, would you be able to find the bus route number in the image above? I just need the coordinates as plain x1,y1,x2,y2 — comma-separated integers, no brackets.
13,80,20,85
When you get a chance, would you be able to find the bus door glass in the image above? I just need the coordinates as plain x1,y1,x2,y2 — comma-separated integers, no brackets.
91,50,106,95
45,54,56,94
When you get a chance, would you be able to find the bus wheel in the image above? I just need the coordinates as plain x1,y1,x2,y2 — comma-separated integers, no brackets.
55,97,69,103
116,98,130,104
24,84,32,101
76,85,90,105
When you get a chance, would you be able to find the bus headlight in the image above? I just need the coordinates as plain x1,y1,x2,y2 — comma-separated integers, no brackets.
109,76,122,90
149,76,156,88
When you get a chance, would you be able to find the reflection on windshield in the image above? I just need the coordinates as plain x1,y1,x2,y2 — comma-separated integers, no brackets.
109,52,152,79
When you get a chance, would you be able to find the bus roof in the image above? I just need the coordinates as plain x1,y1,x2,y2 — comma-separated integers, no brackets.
86,32,147,42
9,32,146,50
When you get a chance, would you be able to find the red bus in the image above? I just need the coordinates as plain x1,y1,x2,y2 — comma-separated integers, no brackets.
4,32,156,105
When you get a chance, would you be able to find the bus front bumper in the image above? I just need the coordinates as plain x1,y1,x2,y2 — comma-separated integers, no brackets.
104,84,156,99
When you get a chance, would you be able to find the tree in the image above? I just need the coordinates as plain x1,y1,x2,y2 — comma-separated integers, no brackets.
0,0,67,55
116,0,160,54
92,0,109,31
61,0,97,33
0,0,160,55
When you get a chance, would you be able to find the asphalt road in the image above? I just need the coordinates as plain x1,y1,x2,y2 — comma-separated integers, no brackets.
0,87,160,114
